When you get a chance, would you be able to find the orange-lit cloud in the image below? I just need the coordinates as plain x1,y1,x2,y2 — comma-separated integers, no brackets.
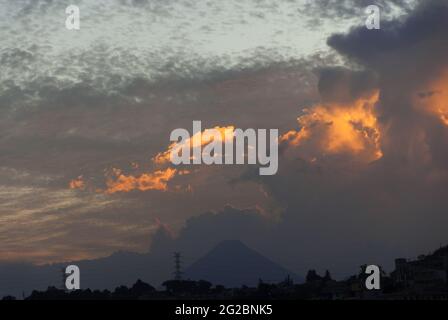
69,125,240,195
69,176,86,190
154,125,235,164
104,167,178,194
281,91,382,161
416,71,448,126
103,125,235,194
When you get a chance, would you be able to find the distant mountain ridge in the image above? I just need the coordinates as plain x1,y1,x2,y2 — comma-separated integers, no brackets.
0,239,302,298
185,240,303,287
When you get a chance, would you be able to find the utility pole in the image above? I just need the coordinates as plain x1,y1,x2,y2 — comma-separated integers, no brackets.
444,250,448,291
61,267,67,291
173,252,183,281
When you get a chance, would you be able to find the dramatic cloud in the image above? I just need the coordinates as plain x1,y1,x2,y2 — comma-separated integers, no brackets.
281,86,382,163
2,0,448,286
1,0,332,264
142,1,448,280
254,0,448,275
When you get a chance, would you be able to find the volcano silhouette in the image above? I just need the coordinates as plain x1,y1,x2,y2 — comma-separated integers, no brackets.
185,240,302,287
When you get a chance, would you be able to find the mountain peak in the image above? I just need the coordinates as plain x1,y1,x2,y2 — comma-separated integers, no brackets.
185,240,302,287
213,239,246,249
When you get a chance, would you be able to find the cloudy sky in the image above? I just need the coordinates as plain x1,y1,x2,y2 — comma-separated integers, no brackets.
3,0,448,280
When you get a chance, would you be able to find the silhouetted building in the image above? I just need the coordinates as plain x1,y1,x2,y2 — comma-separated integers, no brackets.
390,246,448,299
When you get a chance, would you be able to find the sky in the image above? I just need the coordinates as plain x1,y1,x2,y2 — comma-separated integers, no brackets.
3,0,447,281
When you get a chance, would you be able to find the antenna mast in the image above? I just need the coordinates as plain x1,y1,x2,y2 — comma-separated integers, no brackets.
173,252,183,281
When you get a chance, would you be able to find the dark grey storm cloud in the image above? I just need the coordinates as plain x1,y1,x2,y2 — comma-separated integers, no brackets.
328,0,448,165
317,67,378,104
262,0,448,274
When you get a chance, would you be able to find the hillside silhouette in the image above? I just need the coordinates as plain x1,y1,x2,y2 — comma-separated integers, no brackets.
2,243,448,300
0,239,298,298
186,240,302,287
